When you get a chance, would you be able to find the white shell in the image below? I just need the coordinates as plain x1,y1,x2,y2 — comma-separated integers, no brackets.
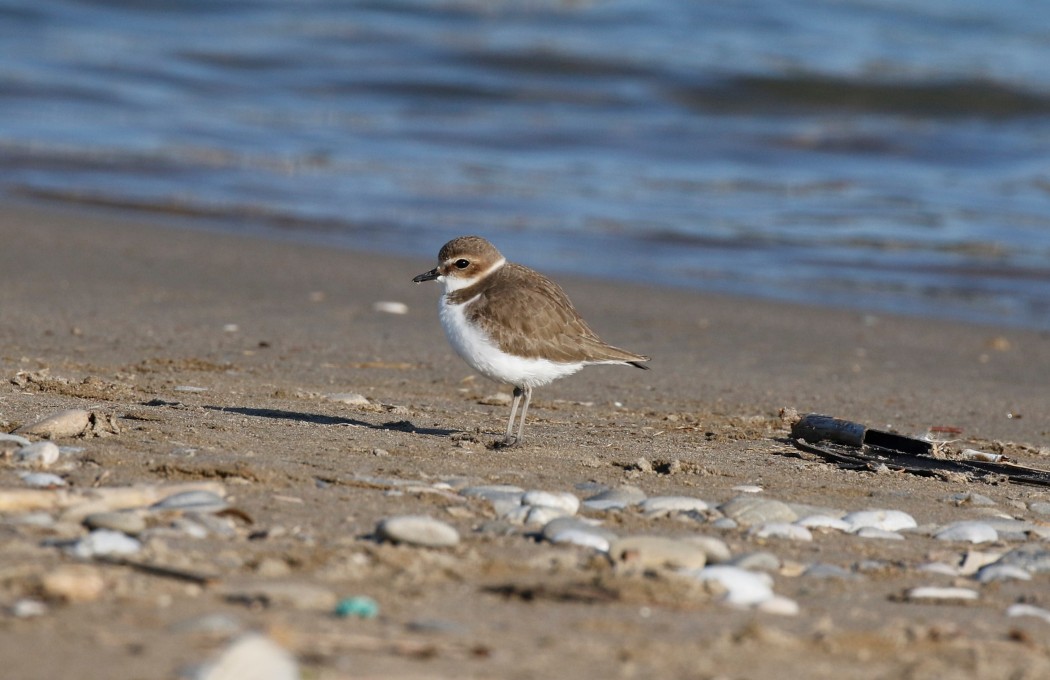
14,409,91,438
934,521,998,544
842,509,917,533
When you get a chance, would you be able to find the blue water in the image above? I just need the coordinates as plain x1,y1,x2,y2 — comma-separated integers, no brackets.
3,0,1050,328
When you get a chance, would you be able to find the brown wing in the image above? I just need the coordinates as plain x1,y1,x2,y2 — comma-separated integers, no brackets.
468,263,649,364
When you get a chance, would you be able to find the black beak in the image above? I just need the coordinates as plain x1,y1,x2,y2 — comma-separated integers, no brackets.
412,268,440,283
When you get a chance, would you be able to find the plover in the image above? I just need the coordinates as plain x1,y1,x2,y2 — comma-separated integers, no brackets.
413,236,649,446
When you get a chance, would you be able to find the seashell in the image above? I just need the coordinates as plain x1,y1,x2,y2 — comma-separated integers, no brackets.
904,586,978,602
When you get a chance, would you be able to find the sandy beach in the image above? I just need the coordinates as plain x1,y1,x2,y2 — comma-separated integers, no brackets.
2,202,1050,679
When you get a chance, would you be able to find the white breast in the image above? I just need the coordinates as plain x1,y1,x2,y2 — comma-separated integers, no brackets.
439,295,584,389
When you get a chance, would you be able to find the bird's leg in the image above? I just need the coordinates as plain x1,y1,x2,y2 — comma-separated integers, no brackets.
515,385,532,444
501,386,523,446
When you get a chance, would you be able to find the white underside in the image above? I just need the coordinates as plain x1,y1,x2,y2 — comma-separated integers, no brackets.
439,294,585,389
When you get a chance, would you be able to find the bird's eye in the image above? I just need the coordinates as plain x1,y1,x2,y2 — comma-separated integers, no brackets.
454,259,470,269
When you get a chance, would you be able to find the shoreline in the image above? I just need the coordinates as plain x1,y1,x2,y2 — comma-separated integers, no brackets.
2,201,1050,679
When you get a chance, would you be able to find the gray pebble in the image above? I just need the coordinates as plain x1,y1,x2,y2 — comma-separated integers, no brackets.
990,545,1050,574
945,492,997,507
541,517,617,551
522,490,579,515
934,521,998,544
84,511,147,536
14,441,60,467
67,529,142,558
854,527,905,540
842,509,917,532
459,485,525,500
0,433,33,447
19,472,67,488
1029,502,1050,516
719,496,797,526
151,490,228,513
750,522,813,542
976,564,1033,584
582,485,646,511
710,517,739,530
729,550,781,572
376,515,460,548
639,496,710,517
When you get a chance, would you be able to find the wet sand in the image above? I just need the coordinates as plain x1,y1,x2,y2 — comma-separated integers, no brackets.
2,202,1050,679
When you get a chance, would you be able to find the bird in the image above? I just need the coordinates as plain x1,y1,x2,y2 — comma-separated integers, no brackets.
412,235,649,446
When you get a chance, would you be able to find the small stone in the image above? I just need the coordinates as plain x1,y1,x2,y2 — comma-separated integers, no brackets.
460,485,525,501
729,551,782,572
40,564,106,603
19,472,68,488
525,506,570,526
842,510,917,533
904,586,979,602
326,393,371,406
1007,604,1050,624
640,496,710,517
582,485,646,511
14,409,92,438
691,566,775,606
934,521,998,544
84,511,147,536
853,527,905,540
174,385,208,393
542,517,616,551
757,595,800,616
373,301,409,315
732,485,764,493
14,441,60,467
945,492,996,507
795,514,850,531
719,497,797,527
376,515,460,548
608,536,709,571
680,536,732,564
151,490,228,513
0,433,32,447
750,522,813,542
976,564,1033,583
334,596,380,619
67,529,142,558
522,490,579,516
194,634,298,680
989,545,1050,574
1029,502,1050,516
10,599,49,618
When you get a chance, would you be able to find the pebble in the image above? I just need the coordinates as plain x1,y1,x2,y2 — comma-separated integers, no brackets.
989,545,1050,574
67,529,142,558
522,490,580,516
376,515,460,548
1007,604,1050,624
524,506,569,526
729,551,781,572
854,527,905,540
40,564,106,603
608,536,709,571
639,496,710,517
904,586,979,602
1029,502,1050,517
542,517,616,551
758,595,801,616
976,564,1033,583
978,517,1049,541
581,485,646,511
334,596,380,619
10,598,49,618
691,566,775,606
680,536,733,564
14,408,91,438
373,301,409,315
0,432,33,447
151,490,229,513
750,522,813,542
84,511,147,536
174,385,208,392
19,472,68,488
934,521,998,544
325,393,371,405
732,485,764,494
842,509,917,533
719,496,797,526
14,441,61,467
193,634,298,680
795,514,850,532
945,492,996,507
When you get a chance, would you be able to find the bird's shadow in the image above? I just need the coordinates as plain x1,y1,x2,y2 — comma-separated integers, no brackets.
204,405,456,438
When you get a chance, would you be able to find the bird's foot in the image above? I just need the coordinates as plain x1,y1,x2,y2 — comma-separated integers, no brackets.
492,435,522,449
